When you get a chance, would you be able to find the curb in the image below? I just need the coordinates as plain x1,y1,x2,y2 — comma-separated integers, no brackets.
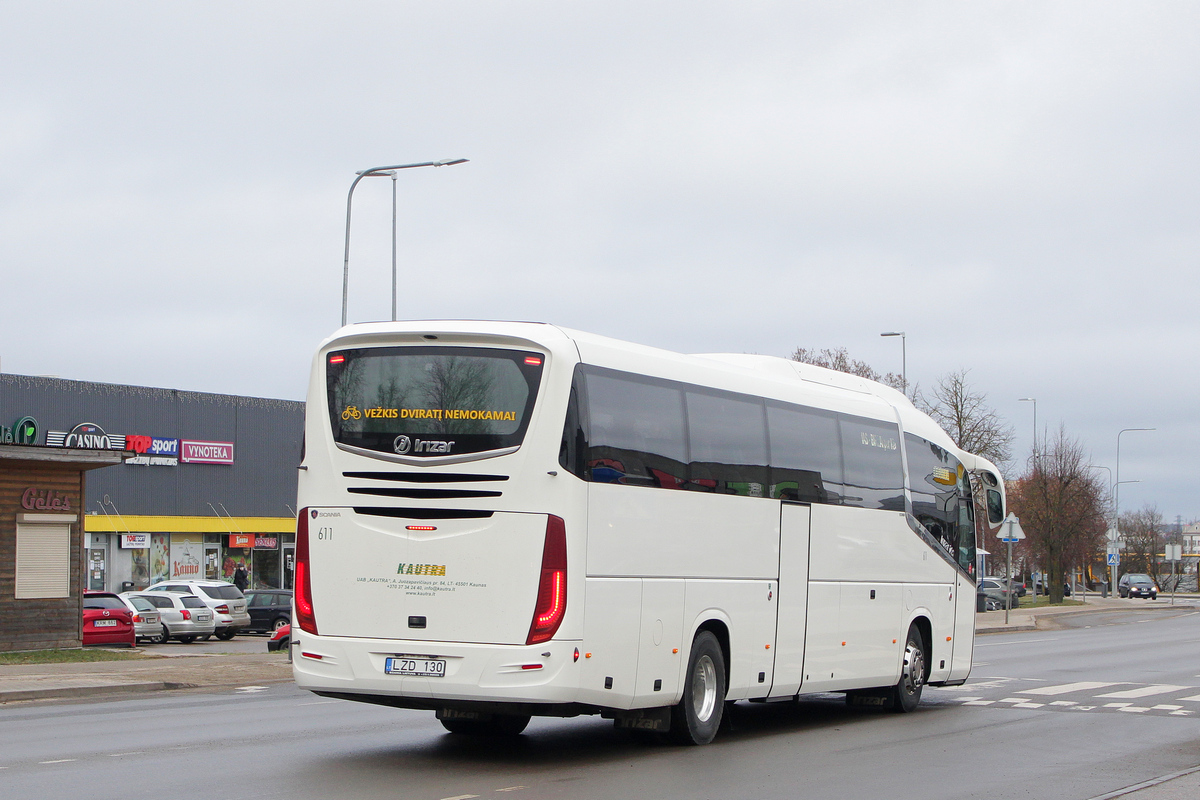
0,681,197,703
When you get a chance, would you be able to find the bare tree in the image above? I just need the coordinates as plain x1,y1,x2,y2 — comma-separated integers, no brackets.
790,347,905,393
1121,505,1166,583
1007,427,1108,603
914,368,1015,465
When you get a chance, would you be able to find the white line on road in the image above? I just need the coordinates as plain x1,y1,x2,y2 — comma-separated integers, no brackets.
439,795,479,800
297,700,337,706
975,638,1061,647
1020,682,1123,696
1096,685,1191,699
39,759,77,764
496,788,527,793
108,752,144,757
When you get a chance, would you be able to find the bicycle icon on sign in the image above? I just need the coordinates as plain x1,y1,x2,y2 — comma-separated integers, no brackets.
341,406,362,421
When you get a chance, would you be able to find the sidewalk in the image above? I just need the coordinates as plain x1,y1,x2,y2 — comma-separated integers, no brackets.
0,650,293,703
974,592,1199,635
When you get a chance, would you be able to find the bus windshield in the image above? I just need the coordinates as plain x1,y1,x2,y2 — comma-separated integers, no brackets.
326,346,544,458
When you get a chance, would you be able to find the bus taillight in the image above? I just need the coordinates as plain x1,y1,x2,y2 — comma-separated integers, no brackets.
295,507,318,635
526,515,567,645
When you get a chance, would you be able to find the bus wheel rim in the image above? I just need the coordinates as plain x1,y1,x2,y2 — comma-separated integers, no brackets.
902,640,925,695
693,654,718,722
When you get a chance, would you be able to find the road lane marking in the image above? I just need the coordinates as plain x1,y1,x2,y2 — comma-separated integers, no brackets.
1096,685,1190,699
1151,705,1183,710
1178,695,1200,702
234,685,268,693
1019,682,1121,696
1050,701,1077,706
108,752,144,757
1169,710,1194,716
297,700,337,706
440,795,479,800
39,759,77,764
496,788,527,793
963,700,995,705
1117,706,1150,713
1103,703,1131,708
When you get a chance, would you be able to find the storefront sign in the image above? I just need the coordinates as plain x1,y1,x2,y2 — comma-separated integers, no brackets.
1,416,38,445
124,435,180,466
46,422,126,450
180,440,234,464
254,535,279,549
121,533,150,548
21,487,73,511
230,533,253,548
170,534,203,579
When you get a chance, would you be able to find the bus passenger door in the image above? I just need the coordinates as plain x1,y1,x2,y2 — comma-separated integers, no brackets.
948,572,976,682
769,503,810,698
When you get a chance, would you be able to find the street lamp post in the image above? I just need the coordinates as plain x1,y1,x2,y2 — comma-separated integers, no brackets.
1018,397,1037,460
341,158,469,327
880,332,906,394
1113,427,1155,594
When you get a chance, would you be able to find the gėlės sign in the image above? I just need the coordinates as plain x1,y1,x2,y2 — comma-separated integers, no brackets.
21,487,74,512
0,416,39,445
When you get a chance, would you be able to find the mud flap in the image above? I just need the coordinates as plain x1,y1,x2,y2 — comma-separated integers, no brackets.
606,706,672,732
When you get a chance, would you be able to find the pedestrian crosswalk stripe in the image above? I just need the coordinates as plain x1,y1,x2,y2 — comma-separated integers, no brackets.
1096,684,1190,699
1019,681,1121,696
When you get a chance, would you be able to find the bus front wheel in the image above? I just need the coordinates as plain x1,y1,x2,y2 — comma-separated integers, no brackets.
891,624,927,713
670,631,726,745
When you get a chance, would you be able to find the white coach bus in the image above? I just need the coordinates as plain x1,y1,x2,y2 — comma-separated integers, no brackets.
292,321,1006,744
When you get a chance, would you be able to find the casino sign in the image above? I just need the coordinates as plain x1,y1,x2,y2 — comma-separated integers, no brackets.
46,422,127,450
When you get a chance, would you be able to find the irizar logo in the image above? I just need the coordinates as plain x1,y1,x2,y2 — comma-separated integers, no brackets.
394,435,455,455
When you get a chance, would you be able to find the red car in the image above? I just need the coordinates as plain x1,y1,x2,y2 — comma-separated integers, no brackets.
83,591,136,647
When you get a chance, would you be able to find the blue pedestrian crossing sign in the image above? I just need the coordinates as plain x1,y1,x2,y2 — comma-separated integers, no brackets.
1107,552,1120,566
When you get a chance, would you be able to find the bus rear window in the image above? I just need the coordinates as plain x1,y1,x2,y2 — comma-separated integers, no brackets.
326,346,543,459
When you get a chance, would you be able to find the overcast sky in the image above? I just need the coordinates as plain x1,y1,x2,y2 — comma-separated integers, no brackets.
2,3,1197,522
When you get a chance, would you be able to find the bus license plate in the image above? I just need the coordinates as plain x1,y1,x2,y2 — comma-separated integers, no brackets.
385,657,446,677
94,619,118,627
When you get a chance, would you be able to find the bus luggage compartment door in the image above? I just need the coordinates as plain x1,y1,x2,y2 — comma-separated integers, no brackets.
305,508,547,645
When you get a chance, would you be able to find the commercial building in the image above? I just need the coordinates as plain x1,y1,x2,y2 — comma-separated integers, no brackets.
1,374,302,604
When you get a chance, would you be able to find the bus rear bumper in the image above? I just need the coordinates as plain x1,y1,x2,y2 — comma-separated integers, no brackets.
291,633,585,708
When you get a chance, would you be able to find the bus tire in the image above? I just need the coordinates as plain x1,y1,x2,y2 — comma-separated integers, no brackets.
440,714,531,737
669,631,726,745
891,624,927,713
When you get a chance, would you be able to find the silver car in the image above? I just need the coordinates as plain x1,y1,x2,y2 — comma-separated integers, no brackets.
145,580,251,640
118,593,163,643
125,591,216,643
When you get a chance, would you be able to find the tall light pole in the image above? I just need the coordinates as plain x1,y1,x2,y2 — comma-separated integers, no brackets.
880,332,906,394
341,158,469,327
1018,397,1037,460
1113,427,1155,593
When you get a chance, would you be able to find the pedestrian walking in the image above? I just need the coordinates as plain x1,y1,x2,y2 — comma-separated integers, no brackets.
233,564,249,592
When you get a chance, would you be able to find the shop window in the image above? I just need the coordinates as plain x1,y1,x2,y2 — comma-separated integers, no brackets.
15,523,71,599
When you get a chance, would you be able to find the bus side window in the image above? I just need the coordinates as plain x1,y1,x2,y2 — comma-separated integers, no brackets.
839,415,905,511
558,370,587,479
766,403,843,504
583,370,688,489
685,390,768,497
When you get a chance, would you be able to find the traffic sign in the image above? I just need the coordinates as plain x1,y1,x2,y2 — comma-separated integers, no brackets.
1106,552,1120,566
996,514,1025,541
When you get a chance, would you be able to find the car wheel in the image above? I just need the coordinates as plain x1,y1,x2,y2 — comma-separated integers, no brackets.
215,629,237,641
178,635,196,644
153,625,170,644
669,631,726,745
272,617,290,632
890,624,927,714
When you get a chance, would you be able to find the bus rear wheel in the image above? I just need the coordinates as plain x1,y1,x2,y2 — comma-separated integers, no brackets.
669,631,726,745
440,714,531,737
891,624,927,713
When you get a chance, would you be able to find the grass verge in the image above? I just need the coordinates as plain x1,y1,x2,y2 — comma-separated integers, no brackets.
0,648,145,666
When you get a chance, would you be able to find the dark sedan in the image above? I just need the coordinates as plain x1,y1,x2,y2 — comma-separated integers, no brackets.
244,589,293,633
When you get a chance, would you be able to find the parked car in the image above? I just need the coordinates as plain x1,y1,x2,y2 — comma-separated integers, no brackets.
82,591,136,647
118,593,162,643
244,589,293,633
125,591,216,643
267,623,290,653
1118,573,1158,599
979,578,1020,609
145,580,250,639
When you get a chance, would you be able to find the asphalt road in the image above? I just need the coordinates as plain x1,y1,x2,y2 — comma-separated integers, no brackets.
1,608,1196,800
